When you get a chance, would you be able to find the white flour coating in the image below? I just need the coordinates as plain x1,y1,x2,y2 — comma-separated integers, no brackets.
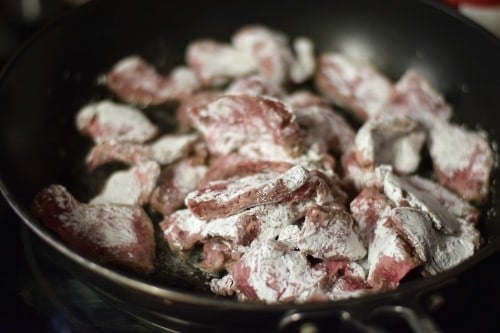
408,175,478,223
167,66,201,94
429,121,490,173
289,37,315,83
162,209,206,251
188,40,257,85
382,170,460,235
320,53,393,118
90,161,160,206
187,165,309,208
75,100,158,144
61,203,139,248
173,163,207,192
232,26,290,84
325,54,358,91
354,67,393,118
354,116,425,174
150,133,198,165
367,219,407,271
240,240,326,303
327,262,369,300
388,207,477,275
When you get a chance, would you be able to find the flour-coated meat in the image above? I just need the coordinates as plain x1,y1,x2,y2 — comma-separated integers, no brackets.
315,53,394,120
76,100,158,144
105,56,200,105
428,121,493,203
33,184,156,272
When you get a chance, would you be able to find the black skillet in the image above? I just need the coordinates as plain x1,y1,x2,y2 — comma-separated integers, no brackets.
1,0,500,332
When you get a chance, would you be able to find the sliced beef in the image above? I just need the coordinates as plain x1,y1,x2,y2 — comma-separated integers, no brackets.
186,165,310,220
315,53,394,120
289,205,366,260
32,185,156,273
76,100,158,144
230,240,326,303
232,25,315,85
384,70,452,127
428,121,494,203
387,207,479,276
186,39,257,87
90,161,160,206
86,133,199,169
382,170,462,235
187,94,303,160
199,153,294,187
354,115,426,174
366,218,421,290
285,90,356,154
150,158,207,216
104,56,200,105
225,75,284,97
159,209,206,253
350,186,394,245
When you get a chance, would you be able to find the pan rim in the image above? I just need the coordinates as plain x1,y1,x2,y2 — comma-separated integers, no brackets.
0,0,500,313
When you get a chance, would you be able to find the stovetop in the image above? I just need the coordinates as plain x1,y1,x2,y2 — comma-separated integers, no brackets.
1,1,500,332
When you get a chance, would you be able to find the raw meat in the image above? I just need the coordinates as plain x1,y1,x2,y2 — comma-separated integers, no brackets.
32,184,156,272
90,161,160,206
105,56,200,105
428,121,494,202
76,100,158,144
315,53,394,120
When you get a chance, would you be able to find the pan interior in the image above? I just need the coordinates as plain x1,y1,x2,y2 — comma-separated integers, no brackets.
1,0,500,302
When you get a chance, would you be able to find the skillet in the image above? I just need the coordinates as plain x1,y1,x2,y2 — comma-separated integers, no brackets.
1,0,500,331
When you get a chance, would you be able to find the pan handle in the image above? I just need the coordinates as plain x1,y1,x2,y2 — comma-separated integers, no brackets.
278,304,442,333
278,309,387,333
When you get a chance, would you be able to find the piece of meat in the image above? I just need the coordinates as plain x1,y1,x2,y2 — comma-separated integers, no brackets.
225,75,284,97
366,217,421,290
428,121,494,203
104,56,200,105
187,94,303,160
407,175,480,224
285,91,356,154
327,262,372,300
76,100,158,144
150,158,207,216
230,240,327,303
199,239,243,273
340,148,382,191
159,209,206,253
387,207,479,276
175,91,223,132
199,153,294,187
32,184,156,273
354,115,426,174
288,37,316,84
186,39,257,87
86,133,199,169
350,187,394,245
382,170,466,235
232,25,292,85
384,70,452,127
315,53,394,120
90,161,160,206
291,205,366,260
210,274,237,297
186,165,310,220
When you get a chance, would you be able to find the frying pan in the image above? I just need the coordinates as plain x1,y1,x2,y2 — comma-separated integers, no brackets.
1,0,500,332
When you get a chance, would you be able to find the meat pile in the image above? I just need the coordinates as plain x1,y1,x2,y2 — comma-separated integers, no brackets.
32,25,493,303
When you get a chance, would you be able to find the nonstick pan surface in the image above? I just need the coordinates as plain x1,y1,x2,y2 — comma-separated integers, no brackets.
1,0,500,331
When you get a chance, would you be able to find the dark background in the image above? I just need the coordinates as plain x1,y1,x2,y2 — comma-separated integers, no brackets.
0,1,499,332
